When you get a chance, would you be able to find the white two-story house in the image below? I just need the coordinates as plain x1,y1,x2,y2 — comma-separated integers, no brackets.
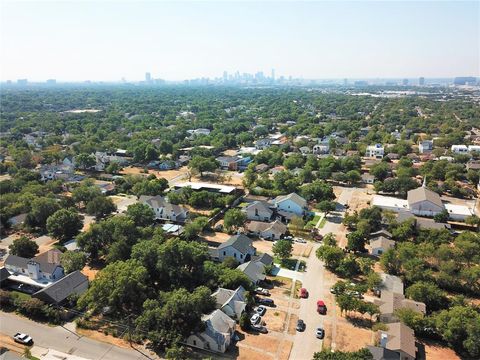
271,193,308,221
139,195,189,222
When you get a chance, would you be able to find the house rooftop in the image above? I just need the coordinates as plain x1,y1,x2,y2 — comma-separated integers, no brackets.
33,270,88,304
218,234,254,254
407,186,443,208
381,322,417,359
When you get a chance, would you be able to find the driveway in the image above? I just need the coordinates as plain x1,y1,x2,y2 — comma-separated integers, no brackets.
0,312,157,360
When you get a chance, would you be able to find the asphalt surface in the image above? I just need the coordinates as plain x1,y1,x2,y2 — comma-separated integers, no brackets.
289,187,354,359
0,312,157,360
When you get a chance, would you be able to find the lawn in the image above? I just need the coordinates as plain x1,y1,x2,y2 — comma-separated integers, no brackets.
317,217,327,229
305,214,321,230
274,257,306,272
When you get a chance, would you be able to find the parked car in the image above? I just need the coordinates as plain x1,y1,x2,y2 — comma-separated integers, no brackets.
251,323,268,333
294,237,307,243
296,319,306,332
258,298,275,307
13,333,33,345
317,300,327,315
299,288,309,298
250,314,261,325
255,305,266,316
316,327,325,339
255,287,270,296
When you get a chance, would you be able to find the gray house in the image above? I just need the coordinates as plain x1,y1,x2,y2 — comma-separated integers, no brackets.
185,309,236,353
374,291,426,323
210,234,256,264
212,286,246,320
33,270,89,304
243,201,273,222
407,186,444,217
139,195,189,222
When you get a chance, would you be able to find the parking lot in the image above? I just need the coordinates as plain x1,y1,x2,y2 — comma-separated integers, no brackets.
232,275,301,360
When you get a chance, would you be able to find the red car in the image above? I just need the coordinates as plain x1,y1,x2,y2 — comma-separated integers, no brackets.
317,300,327,315
299,288,309,298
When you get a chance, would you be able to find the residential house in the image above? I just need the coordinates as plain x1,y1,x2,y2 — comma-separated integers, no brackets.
237,260,267,284
271,193,308,221
32,270,89,304
212,286,246,320
255,163,269,172
210,234,256,264
368,236,396,256
4,250,64,288
369,323,417,360
418,140,433,154
370,229,393,239
243,201,273,222
313,144,329,155
39,164,74,181
386,153,400,161
361,173,375,184
216,156,251,171
407,185,444,217
366,144,385,159
466,160,480,171
468,145,480,153
299,146,311,155
187,128,211,138
378,273,404,295
246,220,287,240
451,145,468,154
255,138,272,150
139,195,188,222
185,309,236,353
374,291,426,323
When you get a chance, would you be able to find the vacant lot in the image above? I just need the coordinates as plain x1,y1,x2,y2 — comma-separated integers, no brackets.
120,166,189,182
262,309,287,332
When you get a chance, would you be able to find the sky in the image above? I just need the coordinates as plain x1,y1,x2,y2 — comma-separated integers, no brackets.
0,1,479,82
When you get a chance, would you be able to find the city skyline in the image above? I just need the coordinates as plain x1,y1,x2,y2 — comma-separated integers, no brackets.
1,1,479,82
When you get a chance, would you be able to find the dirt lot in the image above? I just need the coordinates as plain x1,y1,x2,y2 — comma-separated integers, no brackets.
333,321,373,352
423,341,461,360
120,166,189,181
252,238,312,259
0,333,27,354
81,265,99,281
287,313,299,335
237,329,280,354
198,231,230,246
262,309,287,332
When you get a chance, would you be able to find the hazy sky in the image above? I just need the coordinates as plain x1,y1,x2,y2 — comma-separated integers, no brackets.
1,1,479,81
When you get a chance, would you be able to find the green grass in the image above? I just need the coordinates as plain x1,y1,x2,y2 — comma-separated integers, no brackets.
318,217,327,229
274,257,306,272
11,291,31,300
305,214,321,230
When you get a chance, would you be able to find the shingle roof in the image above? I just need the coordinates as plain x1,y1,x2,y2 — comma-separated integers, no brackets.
140,195,186,216
0,267,11,283
252,253,274,266
245,201,273,215
369,236,396,250
382,322,417,359
237,261,266,283
370,229,393,239
375,291,426,315
218,234,253,254
5,250,63,275
32,270,88,304
367,345,400,360
407,186,443,208
273,193,307,208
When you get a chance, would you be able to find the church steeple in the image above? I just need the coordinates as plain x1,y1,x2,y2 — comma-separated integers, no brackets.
422,176,427,187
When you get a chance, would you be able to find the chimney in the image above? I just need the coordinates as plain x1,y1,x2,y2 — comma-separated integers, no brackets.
380,332,388,348
27,261,40,280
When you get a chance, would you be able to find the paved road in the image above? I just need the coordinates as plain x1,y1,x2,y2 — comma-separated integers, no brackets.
0,312,157,360
289,187,354,359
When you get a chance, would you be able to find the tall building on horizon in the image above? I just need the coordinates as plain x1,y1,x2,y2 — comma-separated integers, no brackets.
17,79,27,85
46,79,56,85
402,78,409,86
271,68,275,81
145,72,151,83
419,77,425,86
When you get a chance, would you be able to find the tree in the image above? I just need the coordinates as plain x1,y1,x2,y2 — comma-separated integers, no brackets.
78,259,149,315
61,251,87,273
187,156,218,177
182,217,208,240
317,200,336,216
239,312,250,330
9,236,38,258
435,305,480,358
380,249,401,275
72,183,102,207
290,215,305,236
272,239,293,261
370,162,390,181
406,281,448,312
223,208,246,233
75,153,96,170
434,209,449,223
366,271,382,291
105,162,121,174
46,209,83,242
86,196,116,219
312,348,373,360
347,231,366,252
26,197,60,230
316,245,344,270
345,170,361,185
323,233,337,246
126,203,155,227
300,180,335,202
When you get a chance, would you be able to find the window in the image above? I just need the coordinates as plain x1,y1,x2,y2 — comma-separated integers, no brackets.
255,208,259,216
234,253,236,258
223,251,226,256
240,254,243,259
193,340,196,346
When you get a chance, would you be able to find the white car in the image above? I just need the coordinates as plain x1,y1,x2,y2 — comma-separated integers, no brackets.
294,237,307,243
255,287,270,296
13,333,33,345
250,313,261,325
315,327,325,339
